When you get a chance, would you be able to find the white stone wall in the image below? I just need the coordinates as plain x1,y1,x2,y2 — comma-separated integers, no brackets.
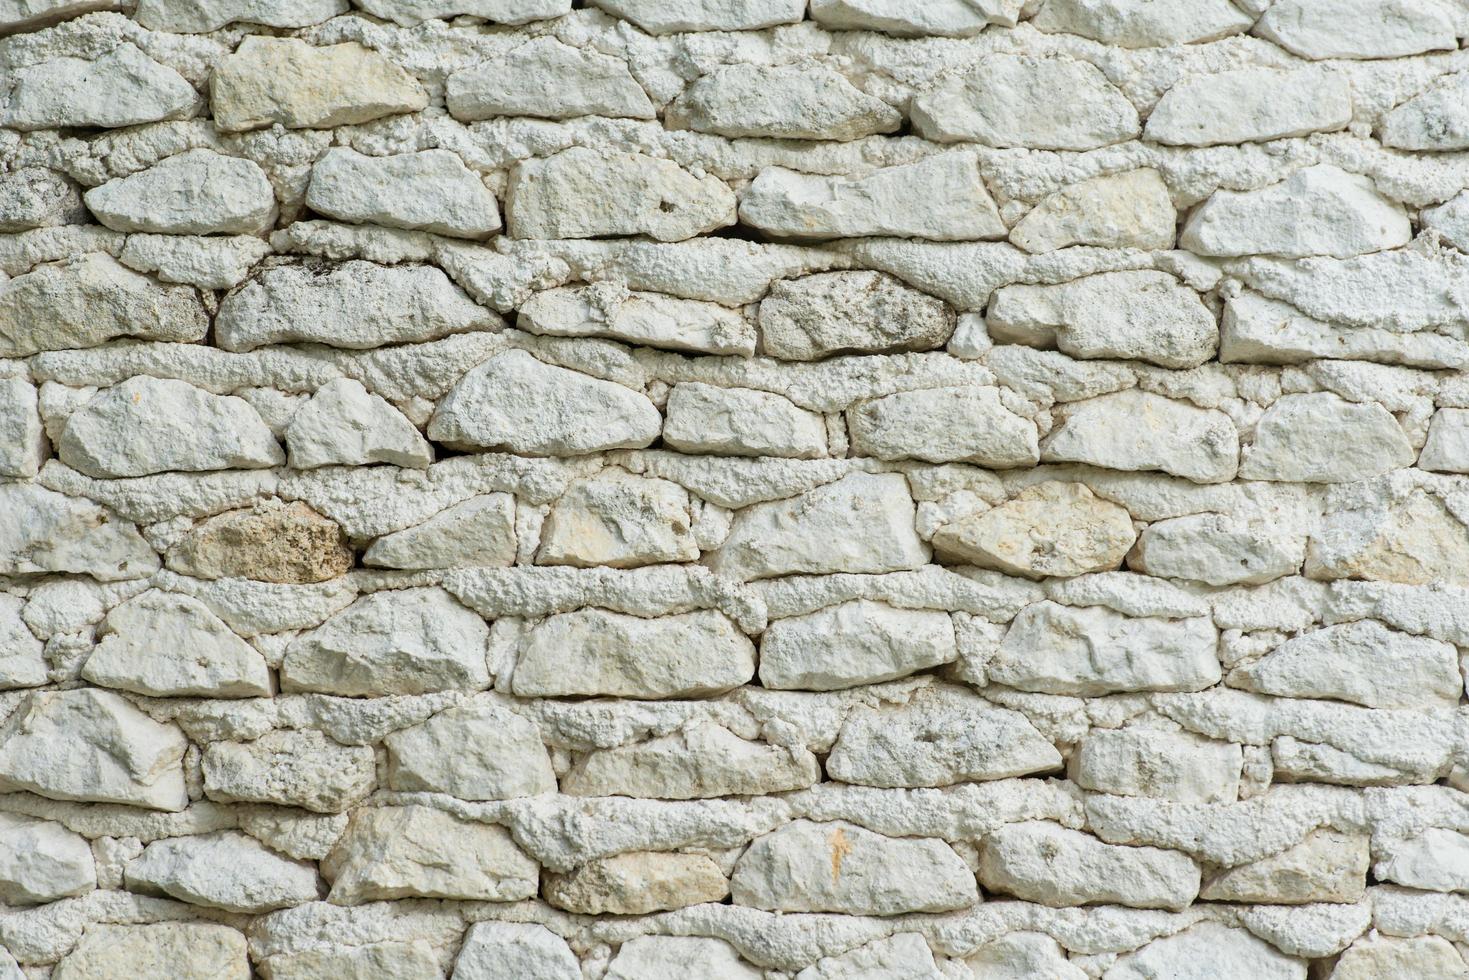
0,0,1468,976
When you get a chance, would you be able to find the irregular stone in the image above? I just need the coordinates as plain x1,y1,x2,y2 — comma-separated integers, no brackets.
285,378,432,470
592,0,802,31
51,923,249,980
429,349,660,454
264,943,440,980
606,937,762,980
992,600,1220,695
518,283,755,356
210,36,428,132
384,700,556,800
826,684,1061,787
1240,392,1413,483
135,0,346,31
1309,488,1469,587
362,494,518,569
0,812,94,904
58,376,282,479
1041,389,1240,483
739,153,1006,241
82,589,271,698
1144,67,1352,146
202,729,376,813
1421,408,1469,472
663,383,827,458
562,721,818,798
305,148,500,240
666,64,901,141
1381,72,1469,151
731,820,977,914
506,146,734,242
453,922,581,980
83,149,276,236
281,586,490,696
1231,620,1461,709
912,54,1139,149
809,0,1012,36
445,36,653,121
125,830,319,913
847,385,1039,467
980,821,1199,910
1009,168,1175,253
0,689,187,810
1424,192,1469,251
1219,290,1469,369
1069,729,1242,803
0,377,43,479
1374,827,1469,892
0,482,158,581
758,271,955,360
354,0,569,24
1102,922,1305,979
2,43,197,130
323,804,537,904
1031,0,1252,45
799,936,942,980
1256,0,1456,59
0,252,208,356
0,0,126,34
0,594,45,689
119,232,272,290
988,270,1218,368
537,471,696,569
1330,936,1469,980
215,260,493,352
706,472,929,580
0,167,85,232
1128,513,1304,586
166,502,353,584
1199,829,1367,904
965,933,1087,980
933,481,1136,580
510,608,755,698
759,599,956,690
544,851,728,914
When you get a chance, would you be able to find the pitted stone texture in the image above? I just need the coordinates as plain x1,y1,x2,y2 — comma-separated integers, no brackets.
1330,936,1469,980
0,594,44,689
134,0,347,31
666,64,901,141
1199,829,1367,905
538,471,698,568
0,166,84,232
263,943,440,980
1041,389,1240,483
758,271,955,360
51,923,249,980
809,0,1014,36
1421,408,1469,472
1009,168,1175,253
0,377,44,479
0,812,95,904
847,385,1039,467
1239,392,1414,483
605,937,762,980
447,37,653,121
1145,68,1352,146
203,729,376,813
2,44,198,130
385,700,556,799
592,0,803,32
166,502,353,584
453,922,581,980
356,0,570,25
1102,922,1306,979
305,148,501,239
1255,0,1456,59
285,378,432,470
759,599,956,690
0,482,158,581
562,721,819,798
83,149,276,236
519,284,755,356
965,933,1086,980
124,830,320,913
663,383,827,458
544,851,728,914
1127,513,1304,586
980,821,1200,911
362,494,518,569
1381,72,1469,152
1069,729,1242,803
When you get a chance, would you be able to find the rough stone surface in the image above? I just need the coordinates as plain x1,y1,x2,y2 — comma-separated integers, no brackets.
306,148,500,239
84,149,276,236
1145,68,1352,146
166,502,353,584
934,481,1136,579
758,271,955,359
51,923,249,980
758,599,955,690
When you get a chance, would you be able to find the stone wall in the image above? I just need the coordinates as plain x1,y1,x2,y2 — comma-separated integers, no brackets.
0,0,1468,976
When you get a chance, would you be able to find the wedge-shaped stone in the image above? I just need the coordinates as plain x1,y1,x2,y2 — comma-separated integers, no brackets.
454,922,580,980
538,472,697,569
1102,922,1305,980
799,934,944,980
1381,72,1469,152
135,0,346,31
323,804,537,905
167,502,352,584
216,260,493,351
759,271,954,360
0,689,187,811
732,820,977,914
385,700,556,800
0,252,208,356
0,594,44,690
82,590,271,698
203,729,375,813
58,376,282,479
511,608,755,698
827,685,1061,788
667,64,901,141
706,472,929,580
52,923,249,980
912,54,1139,149
562,721,818,798
355,0,569,24
363,494,517,569
518,283,755,356
993,600,1220,696
0,483,157,581
286,378,432,469
281,586,490,696
2,43,197,130
1422,408,1469,473
1032,0,1251,45
1128,513,1304,586
848,385,1040,466
446,37,653,121
211,36,427,132
84,149,275,236
545,851,728,914
592,0,802,31
305,148,499,239
740,153,1006,242
0,812,94,904
1181,165,1410,259
1041,389,1240,483
125,830,319,913
966,933,1086,980
1257,0,1455,59
759,599,956,690
980,822,1199,910
934,481,1135,579
1228,620,1461,709
1220,291,1469,370
663,383,827,458
1145,67,1352,146
1240,392,1413,483
989,271,1218,368
1330,936,1469,980
0,378,42,480
506,147,734,242
1425,192,1469,252
810,0,1011,36
1374,828,1469,892
264,943,439,980
0,166,83,232
1069,729,1241,803
1010,168,1175,253
431,350,660,454
608,937,761,980
1200,829,1367,905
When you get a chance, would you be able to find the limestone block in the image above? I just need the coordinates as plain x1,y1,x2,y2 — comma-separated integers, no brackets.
592,0,803,32
663,382,827,458
166,502,353,584
1031,0,1252,45
1009,169,1175,253
362,494,518,569
847,385,1040,467
1144,68,1352,146
285,378,432,469
0,167,85,231
810,0,1016,36
1040,389,1240,483
518,283,755,355
758,599,956,690
0,377,44,479
264,943,441,980
538,471,699,568
385,700,556,800
1102,922,1305,979
52,923,249,980
305,147,501,239
544,851,728,914
1330,936,1469,980
1069,729,1242,803
562,721,819,798
964,933,1087,980
453,922,580,980
1239,392,1413,483
758,271,955,360
605,937,762,980
1127,513,1304,586
979,822,1200,910
135,0,346,31
1373,828,1469,892
0,482,158,581
202,729,376,813
84,149,276,236
2,44,197,130
666,64,901,141
355,0,569,24
446,37,653,121
0,594,45,690
1382,72,1469,152
1306,487,1469,586
1421,408,1469,472
1199,829,1367,904
797,934,943,980
124,830,320,913
0,812,95,904
1256,0,1456,59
